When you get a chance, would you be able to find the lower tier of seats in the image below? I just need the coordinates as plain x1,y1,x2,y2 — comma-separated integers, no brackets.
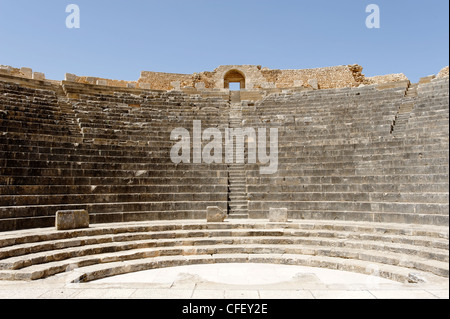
0,204,227,231
0,219,447,285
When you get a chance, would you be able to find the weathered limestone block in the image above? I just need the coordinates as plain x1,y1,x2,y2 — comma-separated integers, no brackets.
294,80,303,87
308,79,319,90
96,79,107,86
65,73,78,82
419,75,436,84
127,82,136,88
261,82,276,89
139,82,151,90
56,210,89,230
195,82,205,90
171,81,181,90
437,66,449,79
32,72,45,81
285,115,295,124
206,206,227,223
0,65,12,74
407,273,426,283
20,67,33,79
269,208,288,222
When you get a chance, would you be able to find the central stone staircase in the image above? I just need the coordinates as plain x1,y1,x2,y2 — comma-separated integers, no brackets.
392,83,418,137
227,102,249,219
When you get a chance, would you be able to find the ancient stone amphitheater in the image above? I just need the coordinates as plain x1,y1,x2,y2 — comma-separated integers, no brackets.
0,64,448,289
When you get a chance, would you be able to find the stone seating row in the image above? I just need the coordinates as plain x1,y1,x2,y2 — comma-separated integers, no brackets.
1,134,447,156
1,75,448,233
0,220,446,283
2,145,446,166
1,152,446,173
0,202,228,231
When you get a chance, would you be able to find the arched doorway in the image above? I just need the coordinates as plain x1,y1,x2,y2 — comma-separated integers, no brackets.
224,69,246,90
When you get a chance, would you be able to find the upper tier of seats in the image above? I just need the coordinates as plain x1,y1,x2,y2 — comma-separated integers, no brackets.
0,80,229,231
242,78,449,226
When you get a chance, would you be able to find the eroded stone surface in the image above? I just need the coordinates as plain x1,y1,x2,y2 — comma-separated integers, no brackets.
206,207,227,223
269,208,288,223
56,210,89,231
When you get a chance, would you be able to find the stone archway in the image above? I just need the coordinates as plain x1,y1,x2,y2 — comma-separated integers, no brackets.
224,69,246,90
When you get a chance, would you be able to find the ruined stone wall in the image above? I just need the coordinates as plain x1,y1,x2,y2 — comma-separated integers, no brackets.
365,73,409,85
76,76,136,88
0,65,45,81
263,65,363,89
437,66,449,78
138,64,365,90
139,71,194,90
4,63,446,92
210,65,267,89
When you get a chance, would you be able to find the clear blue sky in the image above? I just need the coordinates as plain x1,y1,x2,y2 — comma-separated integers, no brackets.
0,0,448,83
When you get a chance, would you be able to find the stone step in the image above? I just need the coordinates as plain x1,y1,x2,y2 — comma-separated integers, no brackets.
248,210,448,226
2,147,446,165
229,177,246,181
229,180,246,185
247,174,449,185
229,199,248,204
0,176,229,187
230,207,248,213
4,227,445,263
229,170,246,174
0,167,230,178
229,207,248,213
1,156,447,171
247,192,449,203
229,173,246,177
0,184,234,196
229,197,247,203
1,134,446,153
0,240,447,281
0,201,230,220
249,200,449,212
229,184,246,188
246,183,449,192
229,185,246,189
1,220,446,247
229,199,247,208
228,166,246,170
229,194,247,198
0,192,230,206
228,200,248,205
245,165,449,176
59,253,445,284
226,214,250,219
228,206,248,211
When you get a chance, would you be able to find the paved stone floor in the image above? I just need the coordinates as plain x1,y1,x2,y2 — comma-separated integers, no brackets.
0,263,447,299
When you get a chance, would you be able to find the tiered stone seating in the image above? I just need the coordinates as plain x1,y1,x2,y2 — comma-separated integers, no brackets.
406,78,449,138
0,81,228,231
0,81,74,137
0,220,447,283
0,72,448,285
243,82,449,226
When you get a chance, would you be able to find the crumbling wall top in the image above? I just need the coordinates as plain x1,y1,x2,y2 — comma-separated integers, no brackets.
437,66,449,79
